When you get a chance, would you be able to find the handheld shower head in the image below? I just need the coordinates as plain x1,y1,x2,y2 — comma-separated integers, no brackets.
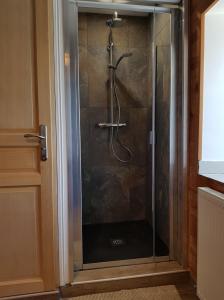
122,53,133,58
115,52,133,69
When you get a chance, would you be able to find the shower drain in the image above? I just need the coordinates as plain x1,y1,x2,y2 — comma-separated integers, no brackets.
110,238,126,247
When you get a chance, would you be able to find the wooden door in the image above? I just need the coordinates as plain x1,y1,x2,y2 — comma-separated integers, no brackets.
0,0,57,297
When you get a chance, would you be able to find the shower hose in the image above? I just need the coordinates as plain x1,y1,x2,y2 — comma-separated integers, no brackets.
109,67,133,163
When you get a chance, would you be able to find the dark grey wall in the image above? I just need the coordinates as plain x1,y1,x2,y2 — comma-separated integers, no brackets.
78,13,152,225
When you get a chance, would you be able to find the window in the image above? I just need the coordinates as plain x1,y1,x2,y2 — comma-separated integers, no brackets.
199,0,224,182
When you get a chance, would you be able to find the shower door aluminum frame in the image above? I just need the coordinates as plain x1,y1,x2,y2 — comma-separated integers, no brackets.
62,0,184,272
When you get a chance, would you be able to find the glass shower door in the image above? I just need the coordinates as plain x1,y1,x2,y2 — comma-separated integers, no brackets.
79,10,155,267
153,12,172,258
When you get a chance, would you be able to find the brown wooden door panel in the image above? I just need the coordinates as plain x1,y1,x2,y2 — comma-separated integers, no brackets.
0,0,56,297
0,187,42,281
0,0,37,130
0,148,39,171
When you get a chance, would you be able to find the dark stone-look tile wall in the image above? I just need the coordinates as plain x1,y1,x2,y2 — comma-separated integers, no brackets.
78,13,153,225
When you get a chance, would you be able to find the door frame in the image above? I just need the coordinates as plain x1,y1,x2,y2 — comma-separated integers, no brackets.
54,0,189,285
53,0,71,286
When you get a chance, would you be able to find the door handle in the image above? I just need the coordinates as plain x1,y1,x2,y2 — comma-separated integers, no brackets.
24,134,45,140
24,125,48,161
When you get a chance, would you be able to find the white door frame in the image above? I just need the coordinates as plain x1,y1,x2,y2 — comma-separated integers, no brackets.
52,0,189,286
53,0,70,286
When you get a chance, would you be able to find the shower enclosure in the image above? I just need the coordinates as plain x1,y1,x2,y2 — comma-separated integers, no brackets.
62,0,184,272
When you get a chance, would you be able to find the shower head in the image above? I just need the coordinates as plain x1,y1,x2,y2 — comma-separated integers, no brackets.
115,52,133,69
106,11,123,28
113,11,122,24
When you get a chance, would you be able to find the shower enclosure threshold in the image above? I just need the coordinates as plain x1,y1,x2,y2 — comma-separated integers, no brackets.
60,261,190,298
74,261,184,283
83,256,170,270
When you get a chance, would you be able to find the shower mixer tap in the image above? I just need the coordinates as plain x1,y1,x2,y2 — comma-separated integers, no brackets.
97,123,127,128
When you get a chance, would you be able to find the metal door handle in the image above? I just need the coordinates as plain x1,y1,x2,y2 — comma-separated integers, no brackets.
24,134,45,140
24,125,48,161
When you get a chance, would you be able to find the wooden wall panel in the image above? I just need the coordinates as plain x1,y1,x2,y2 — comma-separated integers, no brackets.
188,0,224,280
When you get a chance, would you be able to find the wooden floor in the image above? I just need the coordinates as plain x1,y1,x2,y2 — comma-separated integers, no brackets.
175,282,199,300
63,284,199,299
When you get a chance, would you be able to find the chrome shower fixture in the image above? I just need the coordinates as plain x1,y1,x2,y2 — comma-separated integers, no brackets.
106,11,123,27
99,12,134,163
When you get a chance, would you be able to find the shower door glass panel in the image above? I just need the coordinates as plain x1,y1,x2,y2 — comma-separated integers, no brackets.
79,11,154,265
154,13,171,257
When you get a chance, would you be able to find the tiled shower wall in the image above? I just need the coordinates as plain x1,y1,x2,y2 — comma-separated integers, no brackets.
78,13,152,225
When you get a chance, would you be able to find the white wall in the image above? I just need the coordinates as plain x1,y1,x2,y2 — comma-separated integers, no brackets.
202,13,224,161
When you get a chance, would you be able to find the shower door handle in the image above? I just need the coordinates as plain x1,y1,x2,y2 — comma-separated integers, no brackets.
149,131,153,145
24,125,48,161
